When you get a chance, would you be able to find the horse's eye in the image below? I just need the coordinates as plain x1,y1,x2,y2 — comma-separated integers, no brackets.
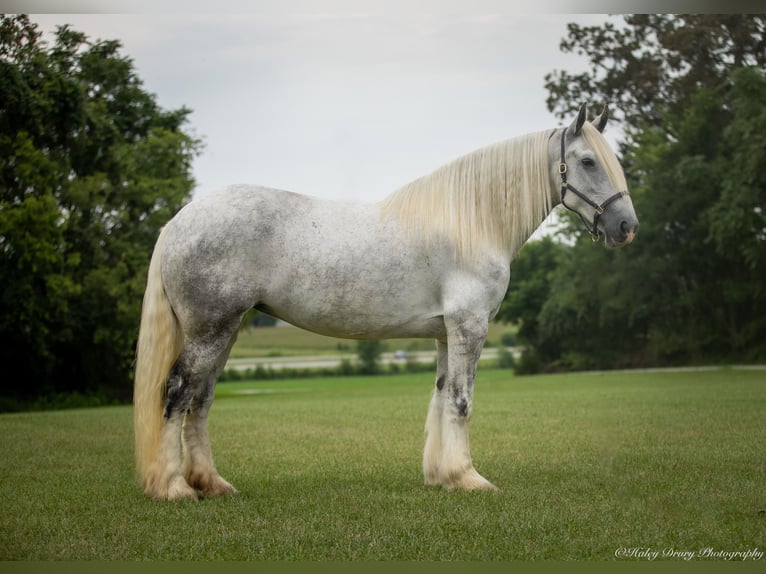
581,157,596,168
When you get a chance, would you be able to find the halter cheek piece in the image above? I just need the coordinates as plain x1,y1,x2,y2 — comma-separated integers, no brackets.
558,127,629,242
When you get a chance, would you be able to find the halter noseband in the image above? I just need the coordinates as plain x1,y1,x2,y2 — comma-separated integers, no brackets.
558,127,629,242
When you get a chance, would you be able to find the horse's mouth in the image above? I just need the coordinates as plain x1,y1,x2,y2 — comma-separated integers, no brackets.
606,229,637,248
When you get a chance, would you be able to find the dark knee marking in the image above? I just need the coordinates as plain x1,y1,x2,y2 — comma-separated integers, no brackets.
451,385,469,417
435,375,445,390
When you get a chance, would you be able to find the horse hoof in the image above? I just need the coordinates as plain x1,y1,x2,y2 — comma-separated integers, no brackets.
188,472,238,497
445,468,499,492
165,476,199,501
424,468,442,487
460,475,499,491
203,476,238,497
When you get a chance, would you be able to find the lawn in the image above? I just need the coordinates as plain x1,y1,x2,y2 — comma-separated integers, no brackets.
1,367,764,560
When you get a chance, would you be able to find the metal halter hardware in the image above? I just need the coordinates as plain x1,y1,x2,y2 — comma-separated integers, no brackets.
558,127,629,242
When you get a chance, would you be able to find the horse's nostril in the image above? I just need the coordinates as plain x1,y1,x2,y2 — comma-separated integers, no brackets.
619,220,639,242
620,220,637,235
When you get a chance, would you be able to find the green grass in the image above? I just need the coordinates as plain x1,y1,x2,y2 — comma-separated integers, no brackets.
228,323,514,358
1,368,764,560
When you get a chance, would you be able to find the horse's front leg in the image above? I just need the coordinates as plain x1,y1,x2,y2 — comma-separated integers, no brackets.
423,339,448,485
437,313,497,491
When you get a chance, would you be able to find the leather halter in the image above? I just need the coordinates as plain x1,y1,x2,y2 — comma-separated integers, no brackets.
558,127,629,242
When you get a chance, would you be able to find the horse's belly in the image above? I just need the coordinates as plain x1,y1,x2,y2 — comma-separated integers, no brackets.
276,312,446,341
257,290,447,341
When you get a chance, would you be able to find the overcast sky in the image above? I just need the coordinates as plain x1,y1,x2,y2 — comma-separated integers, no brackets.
30,10,612,203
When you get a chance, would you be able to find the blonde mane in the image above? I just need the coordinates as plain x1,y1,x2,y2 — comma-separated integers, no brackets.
580,122,629,192
380,130,557,262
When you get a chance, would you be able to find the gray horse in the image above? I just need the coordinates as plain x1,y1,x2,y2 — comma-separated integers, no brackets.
134,104,638,500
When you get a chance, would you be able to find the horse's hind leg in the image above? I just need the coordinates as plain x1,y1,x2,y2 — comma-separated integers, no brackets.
181,336,239,497
155,390,197,500
182,396,236,497
161,319,242,499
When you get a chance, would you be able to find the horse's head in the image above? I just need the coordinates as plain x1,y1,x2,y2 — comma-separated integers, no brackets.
555,104,638,247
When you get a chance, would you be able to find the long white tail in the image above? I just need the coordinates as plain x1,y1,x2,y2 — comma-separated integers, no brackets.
133,227,184,493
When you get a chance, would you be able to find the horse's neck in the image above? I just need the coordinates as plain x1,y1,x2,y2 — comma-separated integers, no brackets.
381,129,556,262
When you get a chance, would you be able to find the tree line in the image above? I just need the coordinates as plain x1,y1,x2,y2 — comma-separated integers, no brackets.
1,15,764,409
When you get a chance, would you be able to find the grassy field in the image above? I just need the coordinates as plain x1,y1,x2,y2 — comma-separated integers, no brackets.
228,323,514,358
1,367,764,560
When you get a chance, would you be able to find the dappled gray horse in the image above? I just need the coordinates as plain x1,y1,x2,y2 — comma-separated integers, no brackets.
134,104,638,500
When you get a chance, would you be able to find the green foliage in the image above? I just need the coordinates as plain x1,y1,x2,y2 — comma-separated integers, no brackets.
497,236,565,351
0,16,200,402
708,67,766,272
501,15,766,371
495,346,515,369
499,331,516,347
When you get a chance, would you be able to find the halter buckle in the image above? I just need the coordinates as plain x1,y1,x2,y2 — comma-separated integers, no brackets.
595,205,605,215
590,231,600,242
558,162,567,174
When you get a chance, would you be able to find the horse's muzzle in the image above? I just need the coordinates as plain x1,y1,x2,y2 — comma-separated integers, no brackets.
606,218,638,247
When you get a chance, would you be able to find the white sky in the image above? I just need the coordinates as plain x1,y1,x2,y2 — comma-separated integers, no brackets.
30,9,612,203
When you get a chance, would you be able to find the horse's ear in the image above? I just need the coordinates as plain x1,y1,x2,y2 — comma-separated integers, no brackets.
592,104,609,133
569,103,587,136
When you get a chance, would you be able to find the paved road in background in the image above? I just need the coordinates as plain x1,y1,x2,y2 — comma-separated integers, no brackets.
226,347,518,371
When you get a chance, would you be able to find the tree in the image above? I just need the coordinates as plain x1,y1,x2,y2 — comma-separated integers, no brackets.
499,15,766,371
624,66,766,361
0,16,200,406
545,15,766,134
497,237,567,362
356,340,384,375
